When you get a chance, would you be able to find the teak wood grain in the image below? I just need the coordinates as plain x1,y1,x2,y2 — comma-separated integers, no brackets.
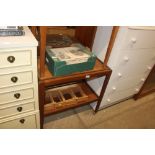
95,69,112,112
37,26,114,128
39,81,45,129
39,26,47,78
30,26,37,38
103,26,119,67
75,26,97,50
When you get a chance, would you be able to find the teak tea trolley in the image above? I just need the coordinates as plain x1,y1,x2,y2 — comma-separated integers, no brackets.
31,26,117,128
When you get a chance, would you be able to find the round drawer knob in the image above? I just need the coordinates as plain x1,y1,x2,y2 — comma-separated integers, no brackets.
141,78,145,82
14,93,21,99
124,56,129,62
17,107,23,112
107,98,111,102
147,66,152,70
118,73,122,77
19,119,25,124
11,76,18,83
135,88,139,92
7,56,15,63
112,87,116,91
131,38,137,43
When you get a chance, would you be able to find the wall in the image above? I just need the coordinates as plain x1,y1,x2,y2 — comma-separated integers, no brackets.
87,26,113,110
92,26,113,62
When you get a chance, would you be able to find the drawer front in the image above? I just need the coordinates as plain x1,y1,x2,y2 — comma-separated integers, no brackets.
105,74,144,95
0,71,33,89
0,88,34,105
0,50,31,69
0,114,37,129
112,48,155,77
0,102,35,118
121,28,155,49
101,87,136,107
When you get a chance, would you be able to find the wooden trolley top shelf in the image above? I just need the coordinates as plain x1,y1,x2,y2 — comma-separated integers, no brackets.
38,57,111,86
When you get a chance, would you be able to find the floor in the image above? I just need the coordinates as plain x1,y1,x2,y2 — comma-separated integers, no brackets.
143,66,155,92
44,92,155,129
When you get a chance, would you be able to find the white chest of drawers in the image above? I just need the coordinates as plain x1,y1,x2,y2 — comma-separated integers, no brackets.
0,27,40,128
89,26,155,110
101,26,155,108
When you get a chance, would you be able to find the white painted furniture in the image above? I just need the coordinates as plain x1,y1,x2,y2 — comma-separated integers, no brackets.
89,26,155,110
0,27,40,128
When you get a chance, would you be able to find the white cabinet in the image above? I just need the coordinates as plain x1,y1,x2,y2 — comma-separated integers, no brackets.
89,26,155,110
0,27,40,128
120,27,155,49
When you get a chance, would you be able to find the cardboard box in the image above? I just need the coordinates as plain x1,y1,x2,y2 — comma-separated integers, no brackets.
46,43,96,76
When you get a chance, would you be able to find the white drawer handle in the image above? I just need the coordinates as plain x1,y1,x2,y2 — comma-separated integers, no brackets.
124,56,129,62
107,98,111,102
131,38,137,44
135,88,139,92
147,66,152,70
141,78,145,82
112,87,116,91
7,56,15,63
118,73,122,77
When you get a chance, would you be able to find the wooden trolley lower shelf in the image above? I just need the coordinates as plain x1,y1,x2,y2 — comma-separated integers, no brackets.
44,82,98,116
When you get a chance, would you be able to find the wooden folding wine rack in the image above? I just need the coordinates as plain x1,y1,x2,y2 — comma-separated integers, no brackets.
44,84,89,115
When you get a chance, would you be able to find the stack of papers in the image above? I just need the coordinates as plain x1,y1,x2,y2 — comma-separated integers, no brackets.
49,46,90,65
